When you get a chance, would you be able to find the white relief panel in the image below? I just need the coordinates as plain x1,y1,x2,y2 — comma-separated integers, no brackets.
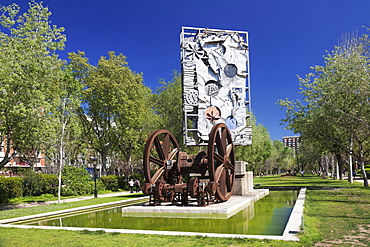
180,27,252,146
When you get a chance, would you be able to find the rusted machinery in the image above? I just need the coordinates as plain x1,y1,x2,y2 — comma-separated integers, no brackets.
142,123,235,206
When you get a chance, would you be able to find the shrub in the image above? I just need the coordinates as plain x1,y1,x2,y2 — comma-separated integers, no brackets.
22,170,44,197
42,174,58,196
0,176,24,203
62,166,92,196
100,175,119,191
0,181,7,204
91,179,106,193
117,176,126,190
5,177,23,198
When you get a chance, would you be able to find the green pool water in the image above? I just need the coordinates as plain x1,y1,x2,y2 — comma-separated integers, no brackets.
24,190,299,235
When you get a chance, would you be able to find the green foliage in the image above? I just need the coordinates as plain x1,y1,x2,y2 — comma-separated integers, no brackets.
100,175,119,191
153,72,183,146
22,170,44,197
235,119,272,175
0,180,6,203
61,166,92,196
0,176,23,203
69,51,153,175
278,31,370,186
0,1,67,169
264,140,295,174
117,176,127,190
41,174,58,196
92,179,106,192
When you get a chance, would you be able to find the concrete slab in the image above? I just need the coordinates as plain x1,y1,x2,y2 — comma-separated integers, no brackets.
122,189,269,219
281,187,306,241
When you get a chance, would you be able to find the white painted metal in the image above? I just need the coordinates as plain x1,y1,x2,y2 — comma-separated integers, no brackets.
180,27,252,146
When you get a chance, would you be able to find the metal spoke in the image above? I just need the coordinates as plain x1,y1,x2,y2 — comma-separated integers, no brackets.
162,134,170,158
226,170,233,191
151,166,165,184
214,152,224,164
168,147,179,160
215,129,225,156
226,143,233,158
154,136,165,161
149,155,164,166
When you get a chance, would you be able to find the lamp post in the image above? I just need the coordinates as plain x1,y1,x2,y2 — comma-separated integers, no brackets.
93,158,98,198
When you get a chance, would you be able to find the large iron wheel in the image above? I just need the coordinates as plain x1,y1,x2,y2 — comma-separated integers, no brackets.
143,129,180,184
208,123,235,201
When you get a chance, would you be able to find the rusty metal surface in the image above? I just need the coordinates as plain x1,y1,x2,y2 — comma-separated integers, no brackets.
142,124,235,206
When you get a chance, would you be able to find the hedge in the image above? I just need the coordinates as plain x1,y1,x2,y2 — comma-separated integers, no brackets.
0,176,23,203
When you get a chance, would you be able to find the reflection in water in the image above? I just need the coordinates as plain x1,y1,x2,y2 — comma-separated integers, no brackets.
27,190,299,236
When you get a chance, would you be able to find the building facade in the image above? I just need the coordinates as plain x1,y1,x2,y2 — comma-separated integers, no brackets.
282,135,300,149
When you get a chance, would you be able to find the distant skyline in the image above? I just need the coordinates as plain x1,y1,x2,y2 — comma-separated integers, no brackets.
2,0,370,140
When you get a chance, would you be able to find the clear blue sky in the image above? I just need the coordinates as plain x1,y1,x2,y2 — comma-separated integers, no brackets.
2,0,370,140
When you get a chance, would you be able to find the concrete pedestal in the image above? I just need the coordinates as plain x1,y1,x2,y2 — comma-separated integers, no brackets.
234,161,253,195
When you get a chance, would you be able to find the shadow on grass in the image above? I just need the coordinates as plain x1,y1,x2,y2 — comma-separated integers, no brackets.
118,194,144,199
309,198,367,204
308,214,370,220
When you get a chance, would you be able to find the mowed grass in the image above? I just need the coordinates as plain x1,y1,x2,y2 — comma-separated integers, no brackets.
254,174,365,188
0,194,143,220
0,175,369,247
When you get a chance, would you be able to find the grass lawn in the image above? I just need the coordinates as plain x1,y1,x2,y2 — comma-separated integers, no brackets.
0,175,369,247
253,173,365,188
0,194,143,220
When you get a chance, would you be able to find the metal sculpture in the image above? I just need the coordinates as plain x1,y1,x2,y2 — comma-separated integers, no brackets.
141,27,252,206
180,27,252,146
142,123,235,206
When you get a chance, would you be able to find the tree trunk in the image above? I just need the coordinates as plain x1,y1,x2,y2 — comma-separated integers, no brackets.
335,153,344,180
360,162,368,187
101,152,107,176
57,161,62,204
348,145,353,183
358,143,368,187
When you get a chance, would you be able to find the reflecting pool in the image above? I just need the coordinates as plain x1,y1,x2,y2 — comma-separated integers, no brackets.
22,190,299,235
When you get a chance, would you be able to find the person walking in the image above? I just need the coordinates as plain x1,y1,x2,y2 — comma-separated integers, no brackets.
128,179,135,193
134,179,140,192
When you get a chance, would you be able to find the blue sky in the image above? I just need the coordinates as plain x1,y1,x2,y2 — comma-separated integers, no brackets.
2,0,370,140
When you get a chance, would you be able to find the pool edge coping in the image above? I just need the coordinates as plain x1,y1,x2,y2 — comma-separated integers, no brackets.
0,188,305,241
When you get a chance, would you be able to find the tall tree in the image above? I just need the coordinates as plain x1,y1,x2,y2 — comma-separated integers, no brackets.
46,67,83,203
69,51,152,175
279,32,370,186
0,1,66,169
153,72,183,146
265,140,294,174
235,117,272,175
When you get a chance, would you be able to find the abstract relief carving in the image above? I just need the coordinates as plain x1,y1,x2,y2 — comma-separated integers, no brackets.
180,27,252,146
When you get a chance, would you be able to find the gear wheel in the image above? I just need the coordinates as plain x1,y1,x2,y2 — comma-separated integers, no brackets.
206,181,217,196
187,177,199,198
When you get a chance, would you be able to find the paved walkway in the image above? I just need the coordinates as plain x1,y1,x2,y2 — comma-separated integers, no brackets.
344,177,366,184
0,191,136,211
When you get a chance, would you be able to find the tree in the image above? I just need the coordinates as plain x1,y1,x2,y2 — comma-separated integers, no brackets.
235,117,272,175
69,51,152,175
296,139,322,172
265,140,294,175
46,67,83,203
279,32,370,186
0,1,66,169
153,72,183,146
